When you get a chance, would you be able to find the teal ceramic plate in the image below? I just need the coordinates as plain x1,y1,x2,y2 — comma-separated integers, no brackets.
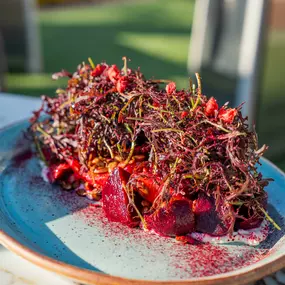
0,121,285,285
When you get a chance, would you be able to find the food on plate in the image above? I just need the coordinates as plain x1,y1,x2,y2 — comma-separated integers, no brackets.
29,57,278,245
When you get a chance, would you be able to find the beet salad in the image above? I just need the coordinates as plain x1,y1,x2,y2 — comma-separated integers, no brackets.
29,57,279,245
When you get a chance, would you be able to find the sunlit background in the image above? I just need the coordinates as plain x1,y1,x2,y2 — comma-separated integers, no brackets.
0,0,284,170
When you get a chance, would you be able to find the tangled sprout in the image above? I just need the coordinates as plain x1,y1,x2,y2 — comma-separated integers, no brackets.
30,57,277,233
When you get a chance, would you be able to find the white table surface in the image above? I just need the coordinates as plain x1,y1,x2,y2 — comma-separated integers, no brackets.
0,93,77,285
0,93,284,285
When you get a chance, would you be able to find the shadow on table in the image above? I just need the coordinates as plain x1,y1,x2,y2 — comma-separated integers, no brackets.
0,123,102,272
259,204,285,250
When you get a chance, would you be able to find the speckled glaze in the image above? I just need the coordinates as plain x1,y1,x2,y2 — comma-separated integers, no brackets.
0,121,285,285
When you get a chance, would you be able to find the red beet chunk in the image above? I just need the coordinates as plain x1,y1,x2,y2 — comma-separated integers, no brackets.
93,173,109,187
175,235,200,245
145,195,195,237
236,195,267,230
128,165,162,203
123,162,140,175
52,163,70,180
47,163,71,183
238,215,263,230
102,167,137,227
193,193,233,236
132,174,161,203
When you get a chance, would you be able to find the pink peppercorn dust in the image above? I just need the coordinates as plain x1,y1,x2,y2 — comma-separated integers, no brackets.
77,201,270,279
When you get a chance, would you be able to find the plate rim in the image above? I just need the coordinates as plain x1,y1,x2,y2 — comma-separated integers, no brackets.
0,120,285,285
1,229,285,285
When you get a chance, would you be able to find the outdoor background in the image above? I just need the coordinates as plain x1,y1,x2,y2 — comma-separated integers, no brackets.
3,0,285,170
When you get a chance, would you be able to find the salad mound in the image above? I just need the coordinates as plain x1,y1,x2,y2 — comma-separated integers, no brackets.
30,57,274,241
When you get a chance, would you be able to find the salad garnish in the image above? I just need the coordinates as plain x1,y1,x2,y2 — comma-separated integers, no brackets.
30,57,279,241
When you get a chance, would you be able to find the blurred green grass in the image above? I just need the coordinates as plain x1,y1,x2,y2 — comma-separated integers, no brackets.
6,0,193,96
4,0,285,169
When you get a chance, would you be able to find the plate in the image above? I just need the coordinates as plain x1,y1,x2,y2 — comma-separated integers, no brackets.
0,121,285,285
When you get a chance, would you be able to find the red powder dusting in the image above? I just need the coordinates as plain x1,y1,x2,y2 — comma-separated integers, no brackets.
76,202,269,278
76,202,151,241
78,203,105,227
11,149,270,279
170,243,268,277
12,149,33,166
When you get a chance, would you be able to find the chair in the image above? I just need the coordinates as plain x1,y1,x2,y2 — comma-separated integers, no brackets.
188,0,269,126
0,31,7,91
0,0,42,73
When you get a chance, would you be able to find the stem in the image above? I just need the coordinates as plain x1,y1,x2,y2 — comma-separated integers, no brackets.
103,138,114,159
192,96,200,111
121,141,135,167
34,136,47,165
125,185,146,228
124,123,133,135
157,112,168,124
126,117,146,122
196,120,231,133
101,114,111,124
183,174,193,179
147,104,172,114
152,128,184,133
36,126,50,137
56,88,66,94
150,79,172,83
229,201,244,206
192,83,196,95
151,144,158,172
191,73,202,111
172,157,181,172
117,143,123,157
122,56,128,76
189,77,193,92
88,57,95,69
59,99,72,110
258,206,281,230
172,95,181,108
118,97,135,123
153,157,181,208
195,72,202,97
138,95,143,118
